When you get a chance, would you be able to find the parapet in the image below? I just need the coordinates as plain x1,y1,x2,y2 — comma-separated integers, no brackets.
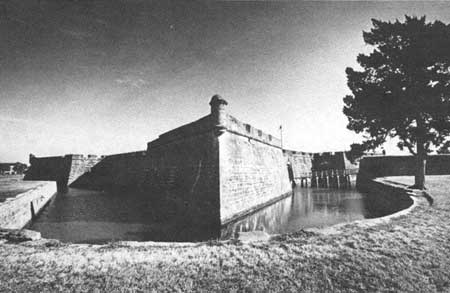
283,149,314,156
225,114,282,148
147,115,213,149
57,152,147,160
66,154,84,160
147,95,283,150
106,151,147,158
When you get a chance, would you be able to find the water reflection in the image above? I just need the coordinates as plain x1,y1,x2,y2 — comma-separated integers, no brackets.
29,188,211,243
30,186,412,243
221,187,369,238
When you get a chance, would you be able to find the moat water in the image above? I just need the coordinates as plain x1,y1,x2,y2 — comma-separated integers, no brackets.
29,186,412,243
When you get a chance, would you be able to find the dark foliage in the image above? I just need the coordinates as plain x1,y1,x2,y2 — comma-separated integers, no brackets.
343,16,450,188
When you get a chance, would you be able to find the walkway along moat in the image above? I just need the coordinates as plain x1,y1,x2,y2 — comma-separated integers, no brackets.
28,184,413,243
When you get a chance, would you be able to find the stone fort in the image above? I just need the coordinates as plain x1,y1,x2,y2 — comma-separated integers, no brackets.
24,95,358,237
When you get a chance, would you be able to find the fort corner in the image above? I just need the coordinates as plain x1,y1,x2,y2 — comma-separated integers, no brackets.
25,96,293,238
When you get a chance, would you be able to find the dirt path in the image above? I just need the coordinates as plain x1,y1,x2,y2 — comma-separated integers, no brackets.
0,176,449,292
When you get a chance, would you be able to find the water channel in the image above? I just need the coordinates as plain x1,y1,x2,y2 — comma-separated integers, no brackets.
29,186,412,243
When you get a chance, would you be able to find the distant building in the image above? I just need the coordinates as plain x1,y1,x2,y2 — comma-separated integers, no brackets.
0,162,27,175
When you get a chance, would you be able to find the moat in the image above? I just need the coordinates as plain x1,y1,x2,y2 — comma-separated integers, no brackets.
28,186,413,243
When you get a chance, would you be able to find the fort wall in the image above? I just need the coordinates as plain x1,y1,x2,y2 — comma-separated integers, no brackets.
25,155,70,182
284,150,314,179
24,155,72,191
357,155,450,189
283,150,358,185
219,114,291,224
68,155,103,186
145,116,221,238
69,151,147,191
312,152,358,172
25,152,148,192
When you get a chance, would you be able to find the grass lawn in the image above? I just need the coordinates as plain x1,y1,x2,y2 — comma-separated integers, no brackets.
0,176,449,292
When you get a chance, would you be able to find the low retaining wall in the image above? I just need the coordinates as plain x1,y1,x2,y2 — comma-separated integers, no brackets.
357,155,450,189
0,182,56,229
358,155,450,178
358,177,414,218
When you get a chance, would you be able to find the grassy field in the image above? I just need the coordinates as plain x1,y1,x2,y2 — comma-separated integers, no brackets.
0,176,449,292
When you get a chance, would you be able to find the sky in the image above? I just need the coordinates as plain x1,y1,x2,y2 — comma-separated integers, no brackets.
1,1,450,163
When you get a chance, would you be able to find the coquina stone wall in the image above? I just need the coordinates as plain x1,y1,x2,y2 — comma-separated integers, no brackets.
312,151,358,171
25,155,72,191
25,154,104,191
359,155,450,177
144,114,221,239
0,182,56,229
283,150,358,184
284,150,314,180
69,151,147,191
68,155,103,186
357,155,450,189
219,113,292,224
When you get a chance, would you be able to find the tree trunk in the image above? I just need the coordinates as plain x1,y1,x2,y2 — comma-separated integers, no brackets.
414,140,426,190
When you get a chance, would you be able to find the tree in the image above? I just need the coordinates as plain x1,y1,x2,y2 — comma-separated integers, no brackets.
13,163,27,174
343,16,450,189
347,143,367,163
